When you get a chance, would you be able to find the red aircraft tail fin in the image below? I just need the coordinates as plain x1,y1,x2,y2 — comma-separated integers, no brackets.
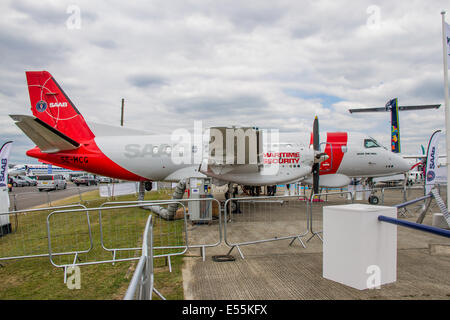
26,71,95,142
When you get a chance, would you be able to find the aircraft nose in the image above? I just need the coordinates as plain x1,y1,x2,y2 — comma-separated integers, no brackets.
396,155,411,173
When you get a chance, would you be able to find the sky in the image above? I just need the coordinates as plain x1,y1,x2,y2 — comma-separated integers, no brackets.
0,0,449,164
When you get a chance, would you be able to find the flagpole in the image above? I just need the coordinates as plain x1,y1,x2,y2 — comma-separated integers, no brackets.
441,11,450,209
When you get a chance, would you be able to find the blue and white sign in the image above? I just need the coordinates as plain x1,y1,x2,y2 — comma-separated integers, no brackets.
425,130,442,194
0,141,13,189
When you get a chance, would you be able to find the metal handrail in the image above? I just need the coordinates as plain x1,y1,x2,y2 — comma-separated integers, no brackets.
378,215,450,238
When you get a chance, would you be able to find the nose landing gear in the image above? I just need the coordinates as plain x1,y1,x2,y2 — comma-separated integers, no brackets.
368,195,380,205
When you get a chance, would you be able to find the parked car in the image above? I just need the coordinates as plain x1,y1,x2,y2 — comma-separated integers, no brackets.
98,176,112,183
17,176,37,186
73,175,98,186
69,173,85,182
10,176,27,187
37,174,67,191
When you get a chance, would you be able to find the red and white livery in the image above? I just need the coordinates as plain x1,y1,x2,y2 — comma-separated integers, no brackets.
11,71,411,188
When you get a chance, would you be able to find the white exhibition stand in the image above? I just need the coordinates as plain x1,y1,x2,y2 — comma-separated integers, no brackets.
323,204,397,290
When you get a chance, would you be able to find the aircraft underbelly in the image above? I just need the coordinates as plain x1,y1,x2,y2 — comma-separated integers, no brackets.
205,166,312,186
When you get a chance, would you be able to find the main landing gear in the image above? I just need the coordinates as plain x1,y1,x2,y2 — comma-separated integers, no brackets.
144,181,153,191
225,183,241,214
138,181,153,201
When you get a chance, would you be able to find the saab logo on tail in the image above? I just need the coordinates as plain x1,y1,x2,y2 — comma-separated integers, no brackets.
36,100,47,112
50,102,68,108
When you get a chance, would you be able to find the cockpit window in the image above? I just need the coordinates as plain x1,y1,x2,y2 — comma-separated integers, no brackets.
364,139,380,148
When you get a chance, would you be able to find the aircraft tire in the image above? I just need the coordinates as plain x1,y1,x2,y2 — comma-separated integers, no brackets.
368,195,379,205
144,181,153,191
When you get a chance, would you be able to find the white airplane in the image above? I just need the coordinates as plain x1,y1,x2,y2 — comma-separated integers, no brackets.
10,71,411,195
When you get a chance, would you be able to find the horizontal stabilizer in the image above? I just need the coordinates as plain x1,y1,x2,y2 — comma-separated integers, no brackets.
398,104,441,111
10,114,80,153
349,104,440,113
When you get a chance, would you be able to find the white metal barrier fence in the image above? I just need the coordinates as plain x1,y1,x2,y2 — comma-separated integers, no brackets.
46,202,187,270
305,185,444,243
97,198,223,262
123,215,165,300
0,184,440,270
0,198,222,271
0,204,88,262
223,195,310,259
306,191,355,243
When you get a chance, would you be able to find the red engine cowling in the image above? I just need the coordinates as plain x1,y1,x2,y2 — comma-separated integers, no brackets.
310,132,348,175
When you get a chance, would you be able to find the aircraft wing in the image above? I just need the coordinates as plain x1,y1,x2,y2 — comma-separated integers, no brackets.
401,154,426,159
401,154,446,159
373,174,405,183
10,114,80,153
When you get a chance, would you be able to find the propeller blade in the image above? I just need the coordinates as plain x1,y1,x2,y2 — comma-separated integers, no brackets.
312,116,320,195
313,116,319,151
312,164,319,194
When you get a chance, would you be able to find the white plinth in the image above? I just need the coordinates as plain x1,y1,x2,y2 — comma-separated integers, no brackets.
323,204,397,290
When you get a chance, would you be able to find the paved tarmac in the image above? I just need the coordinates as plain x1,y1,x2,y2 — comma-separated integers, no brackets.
181,187,450,300
7,183,98,211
